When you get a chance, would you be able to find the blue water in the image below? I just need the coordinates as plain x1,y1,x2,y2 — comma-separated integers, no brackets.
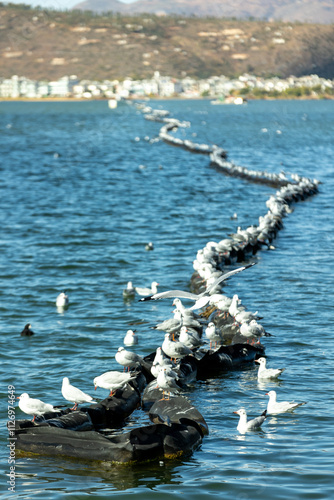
1,99,333,499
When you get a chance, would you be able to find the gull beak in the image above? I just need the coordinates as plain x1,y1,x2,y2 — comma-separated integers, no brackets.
233,411,239,414
94,386,97,391
255,359,260,364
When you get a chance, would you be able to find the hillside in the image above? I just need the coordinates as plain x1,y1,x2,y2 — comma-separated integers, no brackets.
0,4,333,81
73,0,334,25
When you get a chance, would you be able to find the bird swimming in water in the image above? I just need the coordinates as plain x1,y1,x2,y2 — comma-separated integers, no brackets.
56,291,69,308
233,407,267,433
135,281,159,296
123,282,136,300
255,357,285,380
20,323,34,336
123,329,138,346
266,390,307,415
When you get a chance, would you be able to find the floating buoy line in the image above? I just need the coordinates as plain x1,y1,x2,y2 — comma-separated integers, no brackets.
11,102,319,466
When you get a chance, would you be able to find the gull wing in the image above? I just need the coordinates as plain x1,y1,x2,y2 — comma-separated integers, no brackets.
249,409,267,429
139,290,198,302
204,262,257,296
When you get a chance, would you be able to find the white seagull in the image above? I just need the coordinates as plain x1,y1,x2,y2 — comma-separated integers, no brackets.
205,322,221,349
156,367,180,400
56,291,69,309
235,309,262,324
179,325,201,348
94,371,135,396
266,390,307,415
123,281,136,300
255,357,285,380
61,377,95,410
239,320,272,343
17,393,54,421
139,263,256,310
234,408,267,433
151,347,174,378
162,333,192,361
135,281,159,296
56,291,69,308
115,346,142,371
123,329,138,346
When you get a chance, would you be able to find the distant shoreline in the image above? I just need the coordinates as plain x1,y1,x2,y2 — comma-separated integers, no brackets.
0,95,333,103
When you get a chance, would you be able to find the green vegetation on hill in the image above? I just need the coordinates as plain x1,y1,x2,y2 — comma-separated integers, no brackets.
0,3,333,81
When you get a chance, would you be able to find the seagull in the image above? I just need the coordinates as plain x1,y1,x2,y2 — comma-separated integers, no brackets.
145,242,154,251
135,281,159,296
17,393,54,421
151,314,182,334
205,322,221,349
123,329,138,346
115,346,142,371
235,309,262,324
233,408,267,433
162,333,193,361
94,371,135,396
239,320,272,343
255,357,285,380
151,347,175,378
123,281,136,300
172,298,204,328
156,367,180,400
61,377,95,410
228,294,246,317
266,390,307,415
20,323,34,336
139,263,256,310
179,325,201,348
56,291,69,308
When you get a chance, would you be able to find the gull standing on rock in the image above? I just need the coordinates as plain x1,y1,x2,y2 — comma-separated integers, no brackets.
162,333,192,361
205,322,221,349
17,393,54,421
61,377,96,410
234,408,267,433
179,325,201,348
94,371,135,396
156,367,180,400
266,390,307,415
255,357,285,380
239,320,272,343
140,263,256,310
115,346,142,371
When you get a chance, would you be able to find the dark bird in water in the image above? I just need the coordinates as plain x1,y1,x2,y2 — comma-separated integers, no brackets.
20,323,34,336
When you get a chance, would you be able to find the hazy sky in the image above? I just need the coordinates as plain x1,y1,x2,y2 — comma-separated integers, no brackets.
4,0,136,9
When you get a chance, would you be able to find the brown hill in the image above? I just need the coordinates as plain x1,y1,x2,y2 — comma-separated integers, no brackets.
0,4,333,81
73,0,334,25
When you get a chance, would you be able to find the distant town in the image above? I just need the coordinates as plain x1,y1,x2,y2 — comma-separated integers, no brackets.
1,72,333,100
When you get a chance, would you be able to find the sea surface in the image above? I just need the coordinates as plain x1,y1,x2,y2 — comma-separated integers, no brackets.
0,98,333,499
